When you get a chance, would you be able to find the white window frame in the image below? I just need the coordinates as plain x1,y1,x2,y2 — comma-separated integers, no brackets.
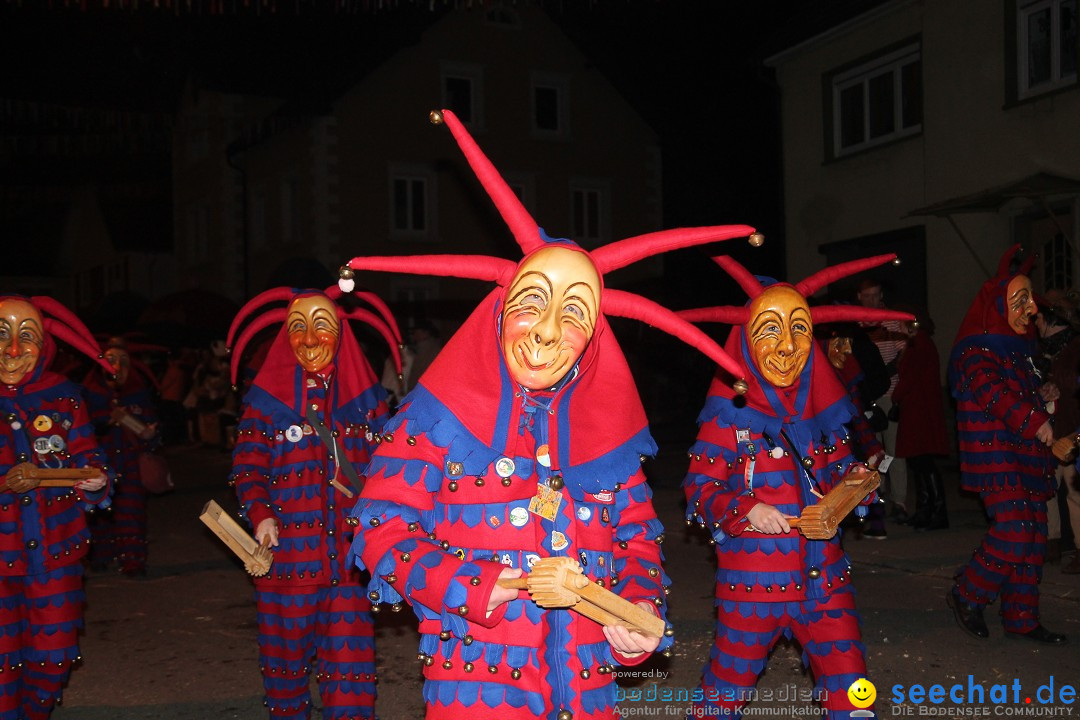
1017,0,1078,99
531,72,570,139
440,62,485,129
831,43,921,157
569,179,610,246
389,164,437,241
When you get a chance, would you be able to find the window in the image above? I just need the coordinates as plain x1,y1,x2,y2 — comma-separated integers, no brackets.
389,165,436,239
1014,203,1077,291
828,41,922,158
1016,0,1077,99
1043,232,1073,289
531,73,569,138
570,181,609,245
441,62,484,128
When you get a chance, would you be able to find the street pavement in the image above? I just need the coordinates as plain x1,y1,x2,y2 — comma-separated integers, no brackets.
52,441,1080,720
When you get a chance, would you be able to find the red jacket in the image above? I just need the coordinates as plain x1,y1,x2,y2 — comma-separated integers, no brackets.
892,329,950,458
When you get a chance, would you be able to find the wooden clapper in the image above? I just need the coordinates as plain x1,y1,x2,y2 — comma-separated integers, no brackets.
199,500,273,577
497,557,667,639
1052,434,1080,463
786,469,880,540
1,462,97,491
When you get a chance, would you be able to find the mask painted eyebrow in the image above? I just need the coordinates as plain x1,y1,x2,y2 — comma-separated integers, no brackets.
286,311,308,331
750,310,783,337
506,271,554,307
4,317,44,345
789,307,813,330
308,307,340,333
562,281,598,326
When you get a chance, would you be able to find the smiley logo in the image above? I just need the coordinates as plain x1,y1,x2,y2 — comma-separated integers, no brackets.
847,678,876,709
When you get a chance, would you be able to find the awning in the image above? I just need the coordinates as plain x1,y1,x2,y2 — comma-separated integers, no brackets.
908,172,1080,217
906,172,1080,278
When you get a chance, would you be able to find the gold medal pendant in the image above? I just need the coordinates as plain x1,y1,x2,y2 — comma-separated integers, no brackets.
528,483,563,521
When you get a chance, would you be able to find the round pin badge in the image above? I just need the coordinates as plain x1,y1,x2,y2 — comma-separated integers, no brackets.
48,434,65,452
285,425,304,443
33,437,52,454
32,415,52,432
550,531,568,551
525,553,541,569
10,421,20,430
577,506,592,521
509,507,529,527
535,444,551,468
494,457,516,478
770,446,784,459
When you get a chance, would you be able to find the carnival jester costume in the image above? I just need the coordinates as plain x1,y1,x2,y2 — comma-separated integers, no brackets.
680,256,912,719
947,245,1064,644
82,338,161,575
342,109,757,720
228,287,402,719
0,296,112,720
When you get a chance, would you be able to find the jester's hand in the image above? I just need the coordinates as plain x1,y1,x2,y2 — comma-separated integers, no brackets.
75,472,107,493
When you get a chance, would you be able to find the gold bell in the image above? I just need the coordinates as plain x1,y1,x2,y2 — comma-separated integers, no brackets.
429,109,444,125
733,378,749,395
748,232,765,247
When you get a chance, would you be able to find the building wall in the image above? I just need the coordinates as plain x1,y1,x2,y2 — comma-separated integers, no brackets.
330,4,662,309
172,5,664,331
770,0,1080,350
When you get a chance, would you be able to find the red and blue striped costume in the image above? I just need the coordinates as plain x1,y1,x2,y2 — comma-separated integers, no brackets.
232,308,388,720
684,331,873,720
349,291,672,720
0,367,111,720
949,272,1055,633
82,369,159,574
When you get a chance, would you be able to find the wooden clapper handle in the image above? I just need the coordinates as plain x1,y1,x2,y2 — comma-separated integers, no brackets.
199,499,273,577
2,462,96,491
785,470,880,541
498,557,666,638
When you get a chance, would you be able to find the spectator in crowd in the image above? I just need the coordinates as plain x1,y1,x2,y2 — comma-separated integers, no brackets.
159,348,195,445
1035,295,1080,567
892,307,950,531
403,320,441,394
857,278,911,522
